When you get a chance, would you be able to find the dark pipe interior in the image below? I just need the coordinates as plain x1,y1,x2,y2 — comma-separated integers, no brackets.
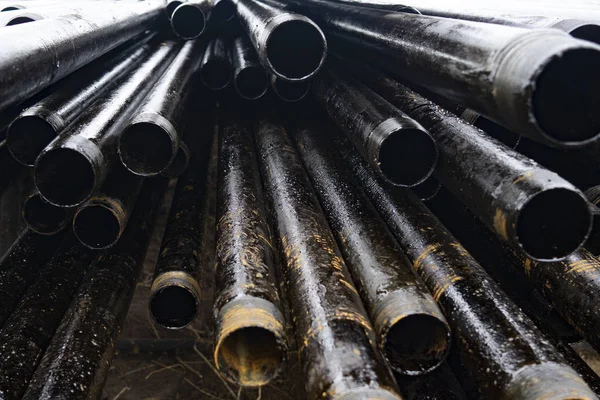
201,59,232,90
74,205,121,249
8,115,57,166
236,67,268,99
6,16,36,25
274,78,309,102
569,24,600,46
166,0,182,18
120,122,175,175
1,7,22,11
23,194,67,234
210,0,235,23
150,286,198,329
171,4,206,39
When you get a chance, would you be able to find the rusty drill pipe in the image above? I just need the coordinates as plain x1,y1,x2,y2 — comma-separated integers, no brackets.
119,40,204,176
170,0,209,39
34,40,179,208
585,186,600,255
333,131,598,399
254,116,401,400
354,67,592,261
22,177,168,400
22,190,74,235
292,119,451,375
271,74,309,102
160,141,191,178
233,0,327,81
8,36,154,167
0,235,97,400
313,69,438,187
201,36,232,90
213,112,287,387
0,0,163,112
231,36,269,100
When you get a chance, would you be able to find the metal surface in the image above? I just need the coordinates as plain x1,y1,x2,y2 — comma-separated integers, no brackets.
22,190,73,235
201,36,232,90
231,36,269,100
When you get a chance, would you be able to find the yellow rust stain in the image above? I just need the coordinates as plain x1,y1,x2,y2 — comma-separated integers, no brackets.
567,258,600,275
433,276,462,302
493,209,509,240
523,258,537,276
512,170,535,185
414,244,441,271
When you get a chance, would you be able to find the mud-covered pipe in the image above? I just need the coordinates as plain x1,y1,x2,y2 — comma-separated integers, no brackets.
22,190,73,235
233,0,327,81
0,0,163,112
170,0,210,39
22,177,168,400
585,186,600,255
34,40,179,208
231,36,269,100
0,235,97,400
254,116,401,399
271,74,309,102
200,36,232,90
8,35,154,167
332,131,597,399
312,69,438,187
119,40,204,176
160,141,190,178
213,111,287,387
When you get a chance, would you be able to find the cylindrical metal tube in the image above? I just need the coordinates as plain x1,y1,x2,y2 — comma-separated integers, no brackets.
22,190,73,235
8,35,154,167
0,235,97,400
333,131,597,399
160,141,190,178
34,40,179,208
353,67,592,261
0,0,163,112
22,177,168,400
316,0,420,14
119,40,204,176
0,3,114,27
200,36,232,90
231,36,269,100
585,186,600,255
292,119,451,375
213,111,287,387
254,116,401,400
233,0,327,81
271,74,309,102
294,0,600,148
395,363,468,400
0,1,81,12
313,70,438,187
170,0,209,39
210,0,235,23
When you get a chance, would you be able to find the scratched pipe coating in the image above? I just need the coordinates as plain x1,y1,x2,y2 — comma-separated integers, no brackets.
160,140,190,178
271,75,310,102
312,69,438,187
0,235,97,400
231,36,269,100
351,67,592,261
22,178,168,400
213,112,287,387
292,120,450,375
254,117,401,400
232,0,327,81
22,190,73,235
201,36,233,90
7,36,154,167
0,0,163,112
333,132,597,399
34,40,179,208
119,40,204,176
293,0,600,148
170,0,210,40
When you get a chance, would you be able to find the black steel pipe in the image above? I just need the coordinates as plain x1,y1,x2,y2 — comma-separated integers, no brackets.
7,36,154,167
170,0,209,39
271,74,309,102
319,0,420,14
0,1,163,112
353,66,592,261
119,39,204,176
22,177,168,400
233,0,327,81
333,131,597,399
0,140,25,197
0,235,97,400
254,116,401,399
22,190,73,235
200,36,232,90
210,0,236,23
160,141,190,178
0,3,113,27
231,36,269,100
34,40,179,208
313,70,438,187
213,111,287,387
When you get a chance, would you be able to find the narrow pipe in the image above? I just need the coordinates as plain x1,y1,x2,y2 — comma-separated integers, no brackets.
231,36,268,100
271,74,309,102
166,0,183,19
585,186,600,255
0,235,97,400
254,116,401,400
160,141,190,178
119,40,204,176
333,130,597,399
292,0,600,148
22,177,168,400
0,0,163,112
34,40,179,208
312,69,438,187
201,36,232,90
73,167,143,250
233,0,327,81
171,0,209,39
213,111,287,387
8,35,154,166
22,190,73,235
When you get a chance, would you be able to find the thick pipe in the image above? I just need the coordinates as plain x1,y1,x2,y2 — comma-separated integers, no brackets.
22,190,73,235
292,119,450,375
231,36,268,100
0,235,97,400
585,186,600,255
73,167,143,250
333,130,598,399
292,0,600,148
8,35,154,167
160,140,190,178
254,116,401,400
271,74,309,102
170,0,209,39
213,112,287,387
353,66,592,261
0,0,163,112
313,70,438,187
233,0,327,81
119,40,203,176
318,0,420,14
22,177,168,400
34,40,179,208
200,36,232,90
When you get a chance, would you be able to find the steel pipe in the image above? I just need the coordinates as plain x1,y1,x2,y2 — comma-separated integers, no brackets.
271,75,309,102
0,3,113,27
200,36,232,90
231,36,268,100
22,190,73,235
170,0,209,39
585,186,600,255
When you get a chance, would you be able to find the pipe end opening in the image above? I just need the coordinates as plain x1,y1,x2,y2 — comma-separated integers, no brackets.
6,16,36,25
273,77,309,102
202,59,232,90
166,0,182,18
211,0,235,23
119,122,175,176
23,194,68,235
171,4,206,39
1,7,22,11
570,24,600,46
150,285,198,329
8,115,57,166
236,67,268,100
74,204,121,249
